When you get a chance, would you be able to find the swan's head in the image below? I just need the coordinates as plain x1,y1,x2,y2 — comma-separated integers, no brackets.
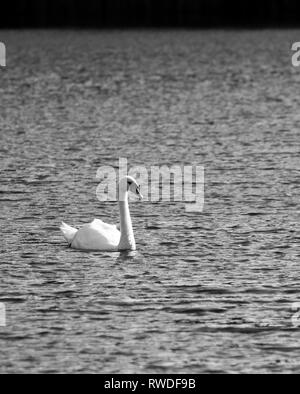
121,176,143,200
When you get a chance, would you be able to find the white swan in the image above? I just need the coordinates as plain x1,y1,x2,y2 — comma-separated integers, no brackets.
60,176,143,252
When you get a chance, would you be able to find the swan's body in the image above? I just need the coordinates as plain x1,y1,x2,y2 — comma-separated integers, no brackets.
62,219,120,251
60,176,142,252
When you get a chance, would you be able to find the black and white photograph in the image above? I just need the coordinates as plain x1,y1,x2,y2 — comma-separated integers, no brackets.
0,0,300,377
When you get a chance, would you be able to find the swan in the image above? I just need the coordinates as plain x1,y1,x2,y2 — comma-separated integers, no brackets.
60,176,143,252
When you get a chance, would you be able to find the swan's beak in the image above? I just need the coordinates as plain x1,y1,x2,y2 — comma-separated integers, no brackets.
138,192,143,201
136,185,143,201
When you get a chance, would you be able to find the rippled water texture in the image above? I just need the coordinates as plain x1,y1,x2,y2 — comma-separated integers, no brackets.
0,30,300,374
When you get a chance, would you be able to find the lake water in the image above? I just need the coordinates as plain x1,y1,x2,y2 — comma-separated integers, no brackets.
0,30,300,374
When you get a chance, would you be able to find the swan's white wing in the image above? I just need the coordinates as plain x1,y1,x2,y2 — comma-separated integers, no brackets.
71,219,120,251
91,219,118,231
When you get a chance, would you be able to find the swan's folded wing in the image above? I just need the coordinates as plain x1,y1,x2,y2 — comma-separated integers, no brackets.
92,219,118,231
72,219,120,251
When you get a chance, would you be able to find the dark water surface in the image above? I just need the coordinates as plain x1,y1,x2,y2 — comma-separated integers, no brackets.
0,30,300,373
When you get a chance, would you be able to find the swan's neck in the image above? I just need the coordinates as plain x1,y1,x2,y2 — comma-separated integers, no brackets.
118,192,136,251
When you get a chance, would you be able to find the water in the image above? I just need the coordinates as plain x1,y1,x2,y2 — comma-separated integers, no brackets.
0,30,299,374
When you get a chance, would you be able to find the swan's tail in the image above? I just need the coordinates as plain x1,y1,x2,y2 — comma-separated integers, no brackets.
60,222,78,246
